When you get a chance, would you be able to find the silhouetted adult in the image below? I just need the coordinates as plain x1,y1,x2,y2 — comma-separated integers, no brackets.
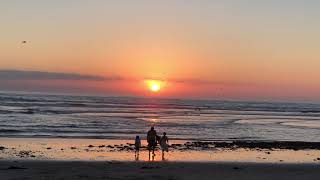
147,126,157,157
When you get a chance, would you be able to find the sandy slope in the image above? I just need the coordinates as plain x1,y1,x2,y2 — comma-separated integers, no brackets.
0,160,319,180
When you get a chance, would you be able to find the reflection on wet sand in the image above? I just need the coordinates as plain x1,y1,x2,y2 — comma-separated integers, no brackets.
135,152,139,161
148,151,154,161
1,138,320,163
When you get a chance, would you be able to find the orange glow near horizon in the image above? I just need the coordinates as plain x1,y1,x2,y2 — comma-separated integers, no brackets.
145,80,164,93
2,1,320,102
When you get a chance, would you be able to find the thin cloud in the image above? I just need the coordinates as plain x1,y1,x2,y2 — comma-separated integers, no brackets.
169,78,253,86
0,70,252,86
0,70,122,81
144,77,253,86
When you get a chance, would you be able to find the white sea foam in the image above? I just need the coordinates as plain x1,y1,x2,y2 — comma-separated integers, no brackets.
0,92,320,142
281,121,320,128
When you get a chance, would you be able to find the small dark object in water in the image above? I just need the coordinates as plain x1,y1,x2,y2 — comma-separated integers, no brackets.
317,158,320,161
233,167,240,170
46,147,52,150
88,145,94,148
0,146,6,150
98,145,105,148
24,109,34,114
266,152,271,154
71,147,77,149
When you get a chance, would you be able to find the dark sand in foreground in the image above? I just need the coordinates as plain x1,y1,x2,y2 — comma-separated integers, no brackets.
0,160,320,180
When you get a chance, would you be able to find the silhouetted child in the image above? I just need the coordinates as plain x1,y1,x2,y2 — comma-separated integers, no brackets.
160,132,169,153
135,135,141,154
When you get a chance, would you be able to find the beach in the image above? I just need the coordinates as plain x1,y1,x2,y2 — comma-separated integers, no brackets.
0,137,320,179
1,138,320,162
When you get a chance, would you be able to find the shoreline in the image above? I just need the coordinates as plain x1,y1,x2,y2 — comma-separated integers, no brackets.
1,137,320,163
2,136,320,150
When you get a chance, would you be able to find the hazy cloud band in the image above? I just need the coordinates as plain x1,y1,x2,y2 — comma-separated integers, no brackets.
0,70,250,86
0,70,121,81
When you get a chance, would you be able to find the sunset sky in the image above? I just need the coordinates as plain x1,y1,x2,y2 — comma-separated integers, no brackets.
1,0,320,102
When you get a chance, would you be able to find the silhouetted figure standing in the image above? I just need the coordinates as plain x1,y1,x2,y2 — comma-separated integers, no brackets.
160,132,169,160
134,135,141,161
147,126,157,159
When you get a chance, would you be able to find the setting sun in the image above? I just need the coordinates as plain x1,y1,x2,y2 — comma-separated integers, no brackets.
145,80,163,93
151,83,160,92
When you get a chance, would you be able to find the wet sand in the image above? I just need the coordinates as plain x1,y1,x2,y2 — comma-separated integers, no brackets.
0,160,320,180
1,138,320,162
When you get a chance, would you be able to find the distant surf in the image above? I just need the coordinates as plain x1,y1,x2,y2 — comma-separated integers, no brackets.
0,92,320,142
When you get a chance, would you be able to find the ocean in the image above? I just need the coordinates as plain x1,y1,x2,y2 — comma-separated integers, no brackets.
0,92,320,142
